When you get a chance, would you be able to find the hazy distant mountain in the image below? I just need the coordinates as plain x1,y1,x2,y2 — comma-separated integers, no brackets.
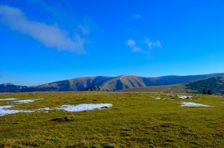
186,76,224,94
33,75,151,91
0,83,27,92
36,74,224,91
35,76,114,91
124,75,224,95
99,75,154,91
148,73,224,85
0,73,224,92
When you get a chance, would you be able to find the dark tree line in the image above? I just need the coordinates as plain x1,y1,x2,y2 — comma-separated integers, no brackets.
202,88,212,95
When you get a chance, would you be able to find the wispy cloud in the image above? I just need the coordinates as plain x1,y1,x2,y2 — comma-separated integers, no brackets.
132,14,143,19
126,39,142,52
126,38,162,53
143,38,162,49
77,24,90,35
0,5,86,54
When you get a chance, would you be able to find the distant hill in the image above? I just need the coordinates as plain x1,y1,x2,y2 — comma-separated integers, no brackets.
29,75,154,91
186,76,224,95
34,76,114,91
0,73,224,92
124,76,224,95
99,75,154,91
0,83,27,92
31,73,224,92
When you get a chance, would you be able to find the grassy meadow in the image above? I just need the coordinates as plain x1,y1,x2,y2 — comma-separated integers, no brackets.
0,92,224,147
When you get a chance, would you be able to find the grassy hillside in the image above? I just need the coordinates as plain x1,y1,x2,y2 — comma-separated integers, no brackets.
122,84,187,93
124,76,224,95
0,92,224,147
186,76,224,95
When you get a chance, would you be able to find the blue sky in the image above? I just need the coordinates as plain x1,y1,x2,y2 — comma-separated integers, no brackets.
0,0,224,85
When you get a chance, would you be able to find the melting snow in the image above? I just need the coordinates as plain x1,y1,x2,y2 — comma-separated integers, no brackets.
15,98,44,103
0,105,13,109
179,96,192,99
0,98,44,103
35,107,51,112
181,102,210,107
0,105,34,116
0,103,112,116
155,97,161,100
0,98,17,101
0,105,53,116
56,104,113,112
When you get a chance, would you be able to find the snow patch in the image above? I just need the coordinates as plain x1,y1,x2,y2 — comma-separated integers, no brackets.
181,102,210,107
0,98,17,101
36,107,51,111
0,105,34,116
0,105,14,109
35,107,51,112
0,98,44,103
15,98,44,103
179,96,192,99
155,97,161,100
0,106,52,116
56,104,113,112
0,103,112,116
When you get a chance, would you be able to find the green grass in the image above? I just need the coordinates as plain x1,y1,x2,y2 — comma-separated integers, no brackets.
0,92,224,147
122,84,188,93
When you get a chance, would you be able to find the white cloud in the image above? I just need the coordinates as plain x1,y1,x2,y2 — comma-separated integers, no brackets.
126,39,136,47
77,24,90,35
132,14,143,19
126,38,162,53
126,39,142,52
143,38,162,49
0,5,86,54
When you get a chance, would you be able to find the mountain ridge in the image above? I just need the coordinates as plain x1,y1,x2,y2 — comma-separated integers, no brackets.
124,75,224,95
1,73,224,93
